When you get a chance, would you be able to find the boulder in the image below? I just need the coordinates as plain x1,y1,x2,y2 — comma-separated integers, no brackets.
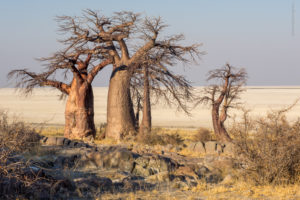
63,138,71,146
56,137,65,146
204,141,217,154
73,177,113,194
194,142,206,154
68,141,79,148
133,154,177,177
82,147,135,172
45,137,57,146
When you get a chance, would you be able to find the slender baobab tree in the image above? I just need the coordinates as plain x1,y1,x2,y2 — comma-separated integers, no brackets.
197,64,247,142
8,46,112,139
130,48,198,135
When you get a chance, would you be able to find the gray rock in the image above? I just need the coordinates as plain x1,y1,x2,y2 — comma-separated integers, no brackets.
68,141,78,148
81,147,135,172
194,142,206,154
204,141,217,154
74,176,113,194
222,142,234,155
133,154,177,177
45,137,57,146
205,173,222,183
56,137,65,146
63,138,71,146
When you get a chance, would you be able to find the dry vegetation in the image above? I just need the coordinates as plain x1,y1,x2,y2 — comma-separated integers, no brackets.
2,106,300,199
231,107,300,185
0,110,44,199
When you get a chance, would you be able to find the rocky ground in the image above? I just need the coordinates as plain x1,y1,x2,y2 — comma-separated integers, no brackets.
3,136,299,199
1,136,237,199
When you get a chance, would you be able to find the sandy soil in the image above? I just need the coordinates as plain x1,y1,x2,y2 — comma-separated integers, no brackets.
1,86,300,128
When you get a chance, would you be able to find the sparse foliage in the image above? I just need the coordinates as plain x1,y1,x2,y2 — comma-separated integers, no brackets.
131,49,198,135
197,64,247,141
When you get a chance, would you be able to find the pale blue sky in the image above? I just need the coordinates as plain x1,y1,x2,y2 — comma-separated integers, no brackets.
1,0,299,87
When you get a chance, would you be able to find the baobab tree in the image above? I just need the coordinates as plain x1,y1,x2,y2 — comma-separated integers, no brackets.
130,48,197,135
8,48,112,140
197,64,247,142
54,10,202,140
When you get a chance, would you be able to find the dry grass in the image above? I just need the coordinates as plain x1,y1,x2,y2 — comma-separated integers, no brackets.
135,128,184,146
39,125,64,137
192,181,300,200
98,180,300,200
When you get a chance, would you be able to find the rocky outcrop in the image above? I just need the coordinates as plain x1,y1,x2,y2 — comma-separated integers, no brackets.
21,136,236,198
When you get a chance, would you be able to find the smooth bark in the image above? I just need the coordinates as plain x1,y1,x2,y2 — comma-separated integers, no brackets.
106,66,136,140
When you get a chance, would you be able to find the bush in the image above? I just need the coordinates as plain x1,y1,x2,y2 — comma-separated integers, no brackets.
0,110,42,199
0,111,41,152
193,127,212,142
231,108,300,185
137,128,183,146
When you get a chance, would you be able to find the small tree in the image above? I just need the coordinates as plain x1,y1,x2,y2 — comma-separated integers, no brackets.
198,63,247,141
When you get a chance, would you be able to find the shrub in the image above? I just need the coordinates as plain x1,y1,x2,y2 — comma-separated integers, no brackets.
137,128,183,146
0,110,42,199
193,127,212,142
231,107,300,185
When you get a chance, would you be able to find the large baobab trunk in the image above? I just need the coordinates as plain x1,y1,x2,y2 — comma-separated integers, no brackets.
64,79,95,139
139,66,151,135
106,67,136,140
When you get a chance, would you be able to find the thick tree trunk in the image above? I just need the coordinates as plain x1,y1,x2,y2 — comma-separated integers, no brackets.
64,79,95,139
139,66,151,135
211,104,231,142
106,66,136,140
